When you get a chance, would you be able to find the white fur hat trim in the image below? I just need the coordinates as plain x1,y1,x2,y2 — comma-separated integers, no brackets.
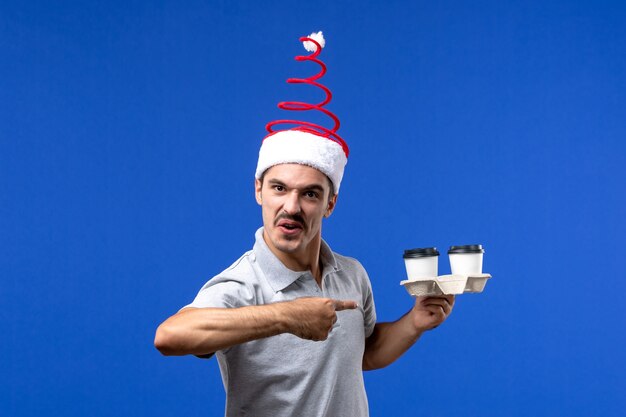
255,130,347,194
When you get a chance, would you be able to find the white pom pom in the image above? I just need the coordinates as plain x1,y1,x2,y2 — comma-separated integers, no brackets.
303,31,325,52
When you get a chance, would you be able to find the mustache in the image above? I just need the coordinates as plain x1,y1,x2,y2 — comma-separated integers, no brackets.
275,213,307,230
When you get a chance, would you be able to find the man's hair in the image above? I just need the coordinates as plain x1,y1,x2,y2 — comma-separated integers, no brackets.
259,169,335,201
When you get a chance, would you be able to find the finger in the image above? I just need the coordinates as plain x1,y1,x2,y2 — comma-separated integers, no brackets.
424,303,449,315
440,295,455,313
443,295,455,307
422,295,453,304
421,298,449,309
333,300,358,311
424,295,455,310
425,305,446,316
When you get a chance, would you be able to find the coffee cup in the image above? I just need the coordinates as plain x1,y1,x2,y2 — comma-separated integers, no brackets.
403,247,439,280
448,245,484,276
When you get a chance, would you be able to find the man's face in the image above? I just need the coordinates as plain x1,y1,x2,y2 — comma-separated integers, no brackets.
255,164,337,259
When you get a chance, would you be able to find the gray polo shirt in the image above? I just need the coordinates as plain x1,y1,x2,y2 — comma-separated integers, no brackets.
185,227,377,417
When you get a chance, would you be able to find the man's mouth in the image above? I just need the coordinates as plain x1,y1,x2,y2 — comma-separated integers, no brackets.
276,217,305,234
277,220,302,230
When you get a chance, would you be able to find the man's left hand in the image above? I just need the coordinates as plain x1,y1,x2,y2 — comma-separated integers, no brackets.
410,295,455,332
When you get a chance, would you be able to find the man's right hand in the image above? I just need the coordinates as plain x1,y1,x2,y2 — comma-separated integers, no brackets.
155,297,358,356
277,297,358,341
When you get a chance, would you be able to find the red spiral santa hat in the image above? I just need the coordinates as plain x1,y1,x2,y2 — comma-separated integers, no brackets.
255,31,348,194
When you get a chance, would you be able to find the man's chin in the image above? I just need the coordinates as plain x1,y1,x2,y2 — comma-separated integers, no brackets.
264,228,306,254
272,238,301,254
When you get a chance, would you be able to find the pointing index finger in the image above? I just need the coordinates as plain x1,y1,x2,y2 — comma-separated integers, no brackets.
333,300,358,311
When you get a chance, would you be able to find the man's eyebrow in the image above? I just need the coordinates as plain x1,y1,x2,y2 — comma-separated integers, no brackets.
267,179,286,186
266,179,325,192
304,184,325,193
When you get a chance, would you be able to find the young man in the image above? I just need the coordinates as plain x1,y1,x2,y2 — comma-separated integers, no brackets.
155,32,454,417
154,161,454,416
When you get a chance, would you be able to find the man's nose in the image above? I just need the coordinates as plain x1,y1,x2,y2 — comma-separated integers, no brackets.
282,191,302,214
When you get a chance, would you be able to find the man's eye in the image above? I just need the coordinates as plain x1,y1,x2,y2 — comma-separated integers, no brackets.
305,191,319,199
273,185,285,192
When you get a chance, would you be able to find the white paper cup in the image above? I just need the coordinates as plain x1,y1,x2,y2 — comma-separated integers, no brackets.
403,247,439,280
448,245,484,276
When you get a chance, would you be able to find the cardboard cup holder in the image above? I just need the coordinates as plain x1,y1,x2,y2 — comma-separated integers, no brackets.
400,273,491,297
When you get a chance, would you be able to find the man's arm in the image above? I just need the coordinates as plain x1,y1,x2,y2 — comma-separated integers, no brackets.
362,295,455,371
154,297,357,356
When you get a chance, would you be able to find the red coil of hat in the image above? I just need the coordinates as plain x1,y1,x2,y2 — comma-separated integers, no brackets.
265,36,349,157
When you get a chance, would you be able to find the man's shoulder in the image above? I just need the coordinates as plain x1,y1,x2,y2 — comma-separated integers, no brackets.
212,249,257,281
184,249,260,310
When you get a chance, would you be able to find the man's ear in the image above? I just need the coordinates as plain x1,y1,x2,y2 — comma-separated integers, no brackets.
255,178,263,206
324,194,338,218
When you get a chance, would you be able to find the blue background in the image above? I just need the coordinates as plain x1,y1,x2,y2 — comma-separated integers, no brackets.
2,1,625,416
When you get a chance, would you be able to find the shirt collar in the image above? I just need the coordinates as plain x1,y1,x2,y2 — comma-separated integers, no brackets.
253,227,340,293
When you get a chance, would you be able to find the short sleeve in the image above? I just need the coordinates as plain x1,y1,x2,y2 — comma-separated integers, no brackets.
361,271,377,338
182,275,256,310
